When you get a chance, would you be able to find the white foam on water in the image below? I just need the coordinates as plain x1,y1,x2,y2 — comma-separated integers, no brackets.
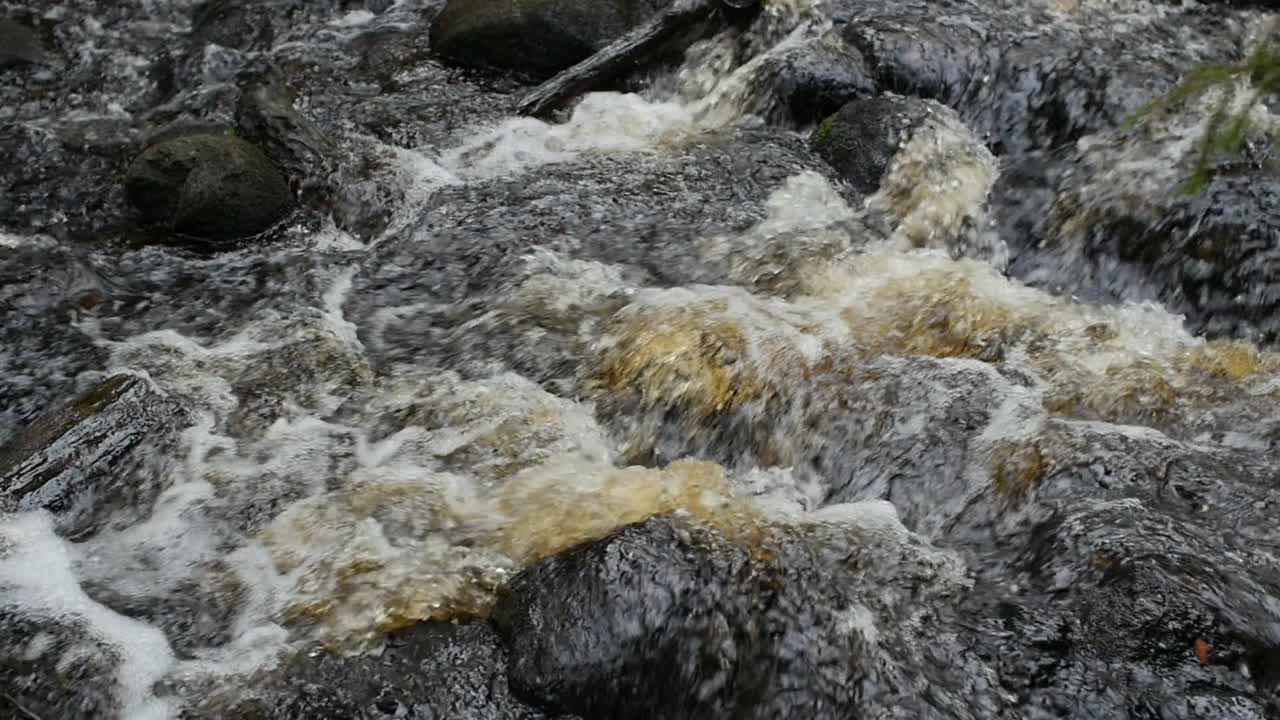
321,267,362,348
421,0,833,181
0,231,30,248
306,217,367,252
73,478,220,600
438,93,703,179
331,9,375,27
515,249,633,304
0,512,178,720
676,0,835,127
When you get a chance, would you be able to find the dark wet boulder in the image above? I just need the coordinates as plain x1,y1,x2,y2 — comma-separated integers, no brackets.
0,374,189,538
491,516,861,719
0,17,43,68
748,32,873,126
429,0,671,81
967,493,1280,718
491,512,1016,718
810,93,934,194
182,621,571,719
124,130,293,242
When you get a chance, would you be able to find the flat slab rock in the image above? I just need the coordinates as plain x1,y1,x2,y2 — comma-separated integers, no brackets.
0,374,188,537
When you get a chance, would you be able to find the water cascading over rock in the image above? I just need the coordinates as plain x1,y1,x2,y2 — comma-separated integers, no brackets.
2,0,1280,719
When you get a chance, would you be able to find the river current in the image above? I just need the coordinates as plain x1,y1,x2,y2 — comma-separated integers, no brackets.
3,0,1280,718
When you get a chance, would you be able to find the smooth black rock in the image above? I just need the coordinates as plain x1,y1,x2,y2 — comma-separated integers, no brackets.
429,0,671,81
810,93,933,194
492,516,864,719
124,131,293,242
0,17,43,68
750,33,873,126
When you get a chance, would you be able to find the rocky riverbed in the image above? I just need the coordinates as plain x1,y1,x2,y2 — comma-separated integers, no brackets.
3,0,1280,718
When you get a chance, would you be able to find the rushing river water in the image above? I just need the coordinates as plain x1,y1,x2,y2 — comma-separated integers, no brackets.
3,0,1280,718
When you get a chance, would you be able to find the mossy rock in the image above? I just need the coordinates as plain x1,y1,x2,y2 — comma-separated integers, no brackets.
809,94,931,195
124,131,292,243
429,0,670,81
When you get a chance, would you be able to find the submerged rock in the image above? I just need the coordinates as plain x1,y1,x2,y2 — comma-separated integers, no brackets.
0,374,189,538
0,17,43,68
348,124,847,371
124,131,293,243
429,0,671,81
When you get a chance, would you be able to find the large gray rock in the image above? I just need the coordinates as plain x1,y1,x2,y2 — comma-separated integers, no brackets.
429,0,671,81
124,131,293,242
835,0,1245,157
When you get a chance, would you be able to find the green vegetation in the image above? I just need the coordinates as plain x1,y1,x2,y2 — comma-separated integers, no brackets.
1125,21,1280,193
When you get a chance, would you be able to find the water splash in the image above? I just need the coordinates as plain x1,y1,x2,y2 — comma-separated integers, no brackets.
0,512,178,720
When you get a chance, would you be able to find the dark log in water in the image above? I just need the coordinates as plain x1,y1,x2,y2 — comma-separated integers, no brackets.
0,375,187,532
516,0,760,118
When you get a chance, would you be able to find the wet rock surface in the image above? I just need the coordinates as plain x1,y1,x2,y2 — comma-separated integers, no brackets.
429,0,673,81
184,621,573,720
810,93,932,194
0,374,189,538
0,615,124,720
744,31,873,126
491,516,859,719
3,0,1280,718
833,0,1248,156
0,17,43,68
125,131,294,243
190,0,275,52
1027,121,1280,341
